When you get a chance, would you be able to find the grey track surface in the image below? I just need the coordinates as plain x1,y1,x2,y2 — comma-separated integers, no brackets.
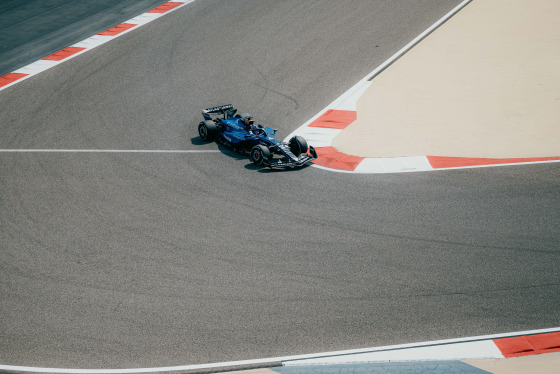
1,0,559,370
0,0,171,77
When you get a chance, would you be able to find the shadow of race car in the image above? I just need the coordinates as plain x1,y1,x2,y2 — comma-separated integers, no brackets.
198,104,317,169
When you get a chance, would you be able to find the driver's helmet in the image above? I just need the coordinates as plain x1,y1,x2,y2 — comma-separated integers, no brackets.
242,114,255,129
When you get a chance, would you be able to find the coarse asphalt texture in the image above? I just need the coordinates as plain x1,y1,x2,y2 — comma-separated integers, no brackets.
0,0,559,372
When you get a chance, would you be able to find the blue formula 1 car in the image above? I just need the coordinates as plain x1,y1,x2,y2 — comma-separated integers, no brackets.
198,104,317,169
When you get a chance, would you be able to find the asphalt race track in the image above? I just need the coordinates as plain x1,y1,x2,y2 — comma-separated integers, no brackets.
1,0,559,370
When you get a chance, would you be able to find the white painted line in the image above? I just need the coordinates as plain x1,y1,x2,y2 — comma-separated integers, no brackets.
366,0,474,81
284,0,479,173
74,35,114,49
329,81,373,111
16,60,60,75
0,358,284,374
287,340,504,365
126,13,162,26
310,164,355,174
283,327,560,366
290,0,473,134
0,149,219,153
354,156,433,173
294,128,342,147
4,328,558,373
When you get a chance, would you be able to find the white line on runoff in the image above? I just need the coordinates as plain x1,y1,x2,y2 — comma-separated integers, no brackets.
0,149,220,153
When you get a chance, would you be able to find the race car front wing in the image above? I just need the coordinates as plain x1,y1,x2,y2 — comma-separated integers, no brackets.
265,146,318,169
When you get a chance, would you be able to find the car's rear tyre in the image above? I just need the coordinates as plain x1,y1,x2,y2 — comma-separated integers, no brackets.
199,120,217,141
289,136,308,156
250,145,271,166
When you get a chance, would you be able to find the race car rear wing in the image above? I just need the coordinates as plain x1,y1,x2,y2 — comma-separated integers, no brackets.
202,104,235,120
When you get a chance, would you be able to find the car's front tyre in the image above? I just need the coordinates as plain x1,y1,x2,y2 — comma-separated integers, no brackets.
289,135,308,156
250,145,271,166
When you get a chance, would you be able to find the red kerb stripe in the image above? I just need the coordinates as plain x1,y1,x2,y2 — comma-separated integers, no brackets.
494,332,560,358
0,73,29,88
98,23,137,36
308,109,357,129
313,146,364,171
42,47,86,61
148,2,183,13
427,155,560,169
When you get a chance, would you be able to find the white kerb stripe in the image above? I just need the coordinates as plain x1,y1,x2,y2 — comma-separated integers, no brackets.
0,149,219,153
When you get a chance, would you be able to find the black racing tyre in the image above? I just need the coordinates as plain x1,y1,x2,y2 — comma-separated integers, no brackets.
289,135,308,156
250,145,271,166
198,120,217,141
